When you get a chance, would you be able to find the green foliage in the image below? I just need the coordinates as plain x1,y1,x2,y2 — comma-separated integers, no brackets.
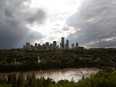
0,48,116,72
0,69,115,87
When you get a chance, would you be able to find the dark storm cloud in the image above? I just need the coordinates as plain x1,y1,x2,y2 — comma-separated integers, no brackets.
0,0,46,49
67,0,116,48
4,8,13,17
27,9,46,24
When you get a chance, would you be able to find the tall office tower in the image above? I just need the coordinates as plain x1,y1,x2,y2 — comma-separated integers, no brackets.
60,43,62,48
35,43,37,46
76,43,78,48
30,45,34,50
38,44,41,50
42,44,46,50
26,42,30,49
53,41,57,49
71,43,75,49
65,40,69,49
49,43,53,50
46,42,49,50
46,42,49,46
35,43,38,50
61,37,65,49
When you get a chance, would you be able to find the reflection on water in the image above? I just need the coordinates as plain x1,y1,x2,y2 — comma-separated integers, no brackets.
33,68,99,82
0,68,99,82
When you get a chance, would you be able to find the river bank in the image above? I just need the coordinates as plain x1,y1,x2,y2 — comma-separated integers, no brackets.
0,68,115,87
0,68,99,82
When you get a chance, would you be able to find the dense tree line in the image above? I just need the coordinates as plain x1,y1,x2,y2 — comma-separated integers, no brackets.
0,68,116,87
0,73,54,87
0,48,116,72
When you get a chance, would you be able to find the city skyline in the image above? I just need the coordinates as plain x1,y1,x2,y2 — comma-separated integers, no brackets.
23,37,83,50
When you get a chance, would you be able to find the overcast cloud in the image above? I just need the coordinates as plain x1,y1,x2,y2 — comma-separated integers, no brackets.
0,0,46,49
0,0,116,49
67,0,116,48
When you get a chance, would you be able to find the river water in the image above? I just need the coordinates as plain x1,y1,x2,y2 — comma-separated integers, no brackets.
0,68,99,82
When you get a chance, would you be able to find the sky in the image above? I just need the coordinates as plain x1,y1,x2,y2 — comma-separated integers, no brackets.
0,0,116,49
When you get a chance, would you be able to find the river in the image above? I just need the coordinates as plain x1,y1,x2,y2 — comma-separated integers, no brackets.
0,68,99,82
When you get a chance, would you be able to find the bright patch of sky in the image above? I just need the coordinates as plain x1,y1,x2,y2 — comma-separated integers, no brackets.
24,0,85,43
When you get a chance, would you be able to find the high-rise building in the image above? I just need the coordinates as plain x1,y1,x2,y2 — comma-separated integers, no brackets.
42,44,46,50
71,43,75,49
35,43,37,47
30,45,34,50
61,37,65,49
26,42,30,49
38,44,42,50
49,43,53,50
46,42,49,50
45,42,49,50
53,41,57,49
23,45,26,49
65,40,69,49
76,43,78,48
34,43,38,50
46,42,49,46
60,43,62,48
